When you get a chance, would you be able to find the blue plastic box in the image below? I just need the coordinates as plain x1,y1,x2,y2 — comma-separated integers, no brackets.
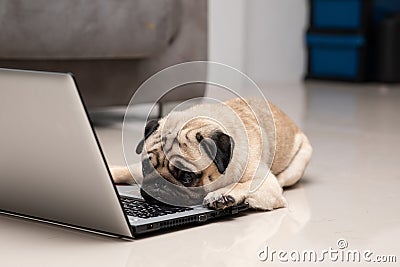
310,0,400,31
311,0,366,30
307,33,367,80
307,0,400,81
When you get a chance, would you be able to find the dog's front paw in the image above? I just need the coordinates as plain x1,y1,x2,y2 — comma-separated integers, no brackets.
203,191,236,210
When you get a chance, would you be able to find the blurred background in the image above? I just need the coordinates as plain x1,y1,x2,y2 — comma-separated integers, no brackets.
209,0,400,128
1,0,399,118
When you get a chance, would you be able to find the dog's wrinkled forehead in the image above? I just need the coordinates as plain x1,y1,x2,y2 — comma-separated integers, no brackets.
135,115,219,154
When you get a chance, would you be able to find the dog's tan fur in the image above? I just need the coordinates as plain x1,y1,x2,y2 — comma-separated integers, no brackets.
111,98,312,210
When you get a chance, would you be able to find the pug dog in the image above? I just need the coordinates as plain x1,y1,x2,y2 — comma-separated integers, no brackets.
111,97,312,210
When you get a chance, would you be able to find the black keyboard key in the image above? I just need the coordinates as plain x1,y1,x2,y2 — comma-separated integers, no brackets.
120,196,192,218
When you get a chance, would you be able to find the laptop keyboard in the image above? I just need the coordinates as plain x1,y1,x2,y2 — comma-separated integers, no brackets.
120,196,193,219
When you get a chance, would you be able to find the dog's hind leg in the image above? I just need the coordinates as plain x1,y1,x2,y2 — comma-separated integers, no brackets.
276,133,312,187
110,162,143,184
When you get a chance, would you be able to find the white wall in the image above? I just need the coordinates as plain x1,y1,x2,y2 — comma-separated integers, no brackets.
208,0,246,71
245,0,308,83
208,0,308,84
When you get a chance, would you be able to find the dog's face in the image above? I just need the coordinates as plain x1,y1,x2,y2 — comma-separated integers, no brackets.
136,114,234,205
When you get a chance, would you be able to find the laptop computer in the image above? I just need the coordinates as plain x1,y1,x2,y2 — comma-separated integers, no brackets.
0,68,248,239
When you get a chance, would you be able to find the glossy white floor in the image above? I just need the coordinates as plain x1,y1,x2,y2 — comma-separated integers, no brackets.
1,82,399,266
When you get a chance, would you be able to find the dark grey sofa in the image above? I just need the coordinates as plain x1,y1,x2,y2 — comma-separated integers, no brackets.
0,0,207,107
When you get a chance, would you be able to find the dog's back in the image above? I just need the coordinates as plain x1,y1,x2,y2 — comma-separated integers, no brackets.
223,98,308,178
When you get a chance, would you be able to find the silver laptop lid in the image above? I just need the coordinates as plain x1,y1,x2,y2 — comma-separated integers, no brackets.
0,68,132,238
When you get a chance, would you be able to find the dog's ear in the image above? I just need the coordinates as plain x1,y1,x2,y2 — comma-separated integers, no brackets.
198,131,234,174
136,119,159,154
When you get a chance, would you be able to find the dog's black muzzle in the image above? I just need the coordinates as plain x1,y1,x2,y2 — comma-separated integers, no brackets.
140,157,207,206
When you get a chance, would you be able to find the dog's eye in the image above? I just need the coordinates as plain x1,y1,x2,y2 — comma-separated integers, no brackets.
196,133,203,142
178,171,196,186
